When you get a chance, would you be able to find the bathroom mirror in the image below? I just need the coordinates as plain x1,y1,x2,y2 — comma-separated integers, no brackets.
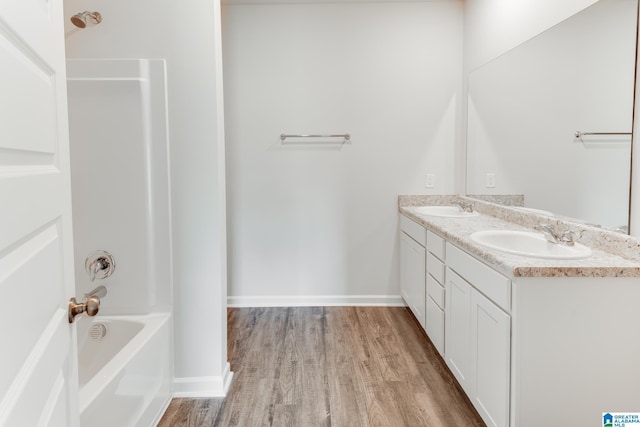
466,0,637,231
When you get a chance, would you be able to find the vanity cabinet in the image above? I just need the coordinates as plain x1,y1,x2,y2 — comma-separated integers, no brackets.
400,214,510,427
399,210,640,426
445,243,511,427
400,216,426,328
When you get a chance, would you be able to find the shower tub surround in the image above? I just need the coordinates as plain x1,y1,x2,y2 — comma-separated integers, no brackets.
398,194,640,427
67,58,174,426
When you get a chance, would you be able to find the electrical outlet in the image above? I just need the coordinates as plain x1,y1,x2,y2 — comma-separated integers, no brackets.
486,173,496,188
425,174,435,188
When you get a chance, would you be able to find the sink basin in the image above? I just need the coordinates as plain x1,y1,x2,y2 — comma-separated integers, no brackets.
470,230,592,260
415,206,480,218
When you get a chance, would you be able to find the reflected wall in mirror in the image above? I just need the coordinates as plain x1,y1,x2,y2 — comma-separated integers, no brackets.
466,0,637,231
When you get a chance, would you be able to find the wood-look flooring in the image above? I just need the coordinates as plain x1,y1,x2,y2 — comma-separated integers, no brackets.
158,307,485,427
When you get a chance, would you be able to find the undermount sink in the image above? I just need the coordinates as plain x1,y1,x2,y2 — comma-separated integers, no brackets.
415,206,480,218
470,229,593,260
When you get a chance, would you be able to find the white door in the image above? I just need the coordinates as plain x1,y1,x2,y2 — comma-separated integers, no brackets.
0,0,79,425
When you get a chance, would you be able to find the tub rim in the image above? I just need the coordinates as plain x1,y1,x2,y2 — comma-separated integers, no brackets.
78,312,171,413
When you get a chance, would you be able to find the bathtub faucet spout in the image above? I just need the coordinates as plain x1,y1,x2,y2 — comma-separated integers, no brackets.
86,285,107,299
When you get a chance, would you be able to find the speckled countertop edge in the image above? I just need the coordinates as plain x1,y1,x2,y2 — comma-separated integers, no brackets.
398,195,640,278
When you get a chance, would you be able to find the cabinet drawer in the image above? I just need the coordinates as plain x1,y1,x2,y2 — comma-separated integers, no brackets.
426,296,445,357
427,273,445,309
400,215,426,247
427,251,445,284
426,230,445,260
446,243,511,312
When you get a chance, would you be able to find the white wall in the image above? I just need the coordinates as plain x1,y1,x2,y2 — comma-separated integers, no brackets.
464,0,598,71
224,1,463,305
64,0,230,395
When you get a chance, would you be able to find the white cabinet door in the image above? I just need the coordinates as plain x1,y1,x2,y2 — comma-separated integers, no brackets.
400,232,426,328
471,289,511,426
0,0,79,425
444,269,473,393
446,268,511,427
471,289,511,427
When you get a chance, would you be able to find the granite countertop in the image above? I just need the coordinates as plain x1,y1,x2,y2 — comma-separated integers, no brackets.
398,196,640,278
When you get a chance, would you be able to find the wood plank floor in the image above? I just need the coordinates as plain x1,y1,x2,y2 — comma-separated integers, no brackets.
158,307,485,427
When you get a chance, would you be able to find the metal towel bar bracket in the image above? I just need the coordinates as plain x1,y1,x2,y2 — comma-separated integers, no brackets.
280,133,351,141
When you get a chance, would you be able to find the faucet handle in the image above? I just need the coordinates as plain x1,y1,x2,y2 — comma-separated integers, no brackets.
535,223,576,246
535,223,559,243
453,201,475,213
85,250,116,281
560,230,576,246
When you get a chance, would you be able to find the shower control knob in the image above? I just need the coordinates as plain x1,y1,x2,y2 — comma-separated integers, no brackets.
85,250,116,281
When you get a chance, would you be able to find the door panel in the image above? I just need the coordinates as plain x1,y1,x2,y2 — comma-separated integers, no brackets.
0,174,62,251
400,232,426,327
0,0,78,425
471,290,511,427
444,268,472,393
0,309,69,426
0,34,57,154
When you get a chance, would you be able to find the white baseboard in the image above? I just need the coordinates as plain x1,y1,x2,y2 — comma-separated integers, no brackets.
227,294,405,308
172,362,234,398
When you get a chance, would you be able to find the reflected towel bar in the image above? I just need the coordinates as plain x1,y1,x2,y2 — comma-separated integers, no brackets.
575,131,632,140
280,133,351,141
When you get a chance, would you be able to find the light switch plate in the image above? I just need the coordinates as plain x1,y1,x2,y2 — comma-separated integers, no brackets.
425,174,435,188
486,173,496,188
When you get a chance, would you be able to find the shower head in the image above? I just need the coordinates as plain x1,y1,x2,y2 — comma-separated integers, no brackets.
70,11,102,29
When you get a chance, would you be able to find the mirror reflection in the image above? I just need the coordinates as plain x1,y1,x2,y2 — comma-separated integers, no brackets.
466,0,637,231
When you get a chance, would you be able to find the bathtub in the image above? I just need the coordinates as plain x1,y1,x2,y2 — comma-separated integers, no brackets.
77,313,172,427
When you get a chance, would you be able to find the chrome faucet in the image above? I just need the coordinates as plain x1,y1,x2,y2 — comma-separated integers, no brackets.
92,258,108,272
85,250,116,281
535,224,575,246
453,201,475,213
